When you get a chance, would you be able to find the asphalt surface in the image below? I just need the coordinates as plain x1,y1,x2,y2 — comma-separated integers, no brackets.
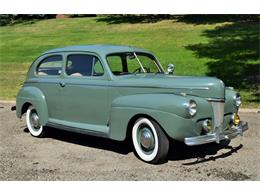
0,102,259,180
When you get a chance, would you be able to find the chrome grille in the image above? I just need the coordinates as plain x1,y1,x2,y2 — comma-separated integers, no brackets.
209,101,224,130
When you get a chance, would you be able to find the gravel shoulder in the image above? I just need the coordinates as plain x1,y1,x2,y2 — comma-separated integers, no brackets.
0,102,259,180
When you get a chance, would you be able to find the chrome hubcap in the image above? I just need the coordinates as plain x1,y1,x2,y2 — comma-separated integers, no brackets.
30,112,40,129
140,128,155,150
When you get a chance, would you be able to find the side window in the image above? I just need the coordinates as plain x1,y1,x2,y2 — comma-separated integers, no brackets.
107,55,123,74
37,55,62,76
93,58,104,76
66,54,104,77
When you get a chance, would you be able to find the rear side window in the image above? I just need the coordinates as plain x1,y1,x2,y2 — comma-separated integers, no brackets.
66,54,104,77
37,55,62,76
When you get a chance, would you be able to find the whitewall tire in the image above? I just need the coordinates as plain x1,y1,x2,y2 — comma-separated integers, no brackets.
132,117,169,164
26,106,45,137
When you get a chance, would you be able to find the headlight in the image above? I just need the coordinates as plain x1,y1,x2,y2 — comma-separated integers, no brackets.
234,93,241,107
187,100,197,117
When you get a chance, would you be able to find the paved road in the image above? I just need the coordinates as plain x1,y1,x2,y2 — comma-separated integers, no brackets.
0,103,259,180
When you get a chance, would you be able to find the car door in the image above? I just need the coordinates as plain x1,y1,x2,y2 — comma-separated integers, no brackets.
35,53,64,119
57,52,109,134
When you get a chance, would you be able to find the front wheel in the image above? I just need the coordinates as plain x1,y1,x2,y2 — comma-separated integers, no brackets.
26,106,45,137
132,118,169,164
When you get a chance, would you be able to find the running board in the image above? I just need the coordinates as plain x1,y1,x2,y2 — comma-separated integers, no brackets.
46,122,109,139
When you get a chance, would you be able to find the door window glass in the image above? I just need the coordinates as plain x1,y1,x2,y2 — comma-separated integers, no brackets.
66,54,104,77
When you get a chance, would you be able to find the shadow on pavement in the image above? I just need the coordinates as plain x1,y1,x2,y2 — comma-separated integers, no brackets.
168,140,243,165
24,127,133,155
24,127,242,164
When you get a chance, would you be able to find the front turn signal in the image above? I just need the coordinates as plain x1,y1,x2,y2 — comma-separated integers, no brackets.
231,113,240,126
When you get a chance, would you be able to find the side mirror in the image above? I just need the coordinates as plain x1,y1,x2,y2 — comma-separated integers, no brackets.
167,64,175,74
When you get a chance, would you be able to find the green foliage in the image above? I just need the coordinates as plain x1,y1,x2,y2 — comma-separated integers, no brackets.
0,15,14,26
0,14,55,26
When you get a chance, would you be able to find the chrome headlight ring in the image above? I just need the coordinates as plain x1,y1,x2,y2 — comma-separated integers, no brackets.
234,93,242,107
187,100,197,117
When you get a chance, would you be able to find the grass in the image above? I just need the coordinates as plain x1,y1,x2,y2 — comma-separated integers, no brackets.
0,16,259,108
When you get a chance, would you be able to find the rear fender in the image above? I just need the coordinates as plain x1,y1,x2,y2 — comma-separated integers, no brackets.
16,86,48,125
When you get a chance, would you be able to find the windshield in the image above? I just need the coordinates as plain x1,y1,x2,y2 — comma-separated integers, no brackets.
107,52,163,76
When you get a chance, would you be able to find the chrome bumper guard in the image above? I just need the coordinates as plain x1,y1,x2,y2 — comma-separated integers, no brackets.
184,121,248,146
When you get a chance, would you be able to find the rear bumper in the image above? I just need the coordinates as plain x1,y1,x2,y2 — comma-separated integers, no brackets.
184,121,248,146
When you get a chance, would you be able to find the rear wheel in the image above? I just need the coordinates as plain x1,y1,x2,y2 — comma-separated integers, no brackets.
26,106,45,137
132,117,169,164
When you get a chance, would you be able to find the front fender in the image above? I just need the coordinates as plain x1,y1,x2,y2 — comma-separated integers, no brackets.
225,88,238,114
112,94,191,118
16,86,48,125
109,94,213,141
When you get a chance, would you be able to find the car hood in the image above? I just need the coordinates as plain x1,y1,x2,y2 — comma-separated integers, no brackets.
113,74,225,99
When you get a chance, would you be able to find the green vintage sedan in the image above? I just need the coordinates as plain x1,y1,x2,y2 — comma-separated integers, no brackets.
16,45,248,164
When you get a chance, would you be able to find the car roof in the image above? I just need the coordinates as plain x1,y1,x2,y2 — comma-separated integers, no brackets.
43,44,152,56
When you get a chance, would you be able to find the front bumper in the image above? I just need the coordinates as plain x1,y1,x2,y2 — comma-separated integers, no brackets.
184,121,248,146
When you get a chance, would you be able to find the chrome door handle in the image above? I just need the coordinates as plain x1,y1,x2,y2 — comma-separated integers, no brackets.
59,82,66,87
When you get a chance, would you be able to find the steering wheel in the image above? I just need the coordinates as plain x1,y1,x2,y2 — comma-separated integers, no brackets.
133,67,150,74
133,67,142,73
